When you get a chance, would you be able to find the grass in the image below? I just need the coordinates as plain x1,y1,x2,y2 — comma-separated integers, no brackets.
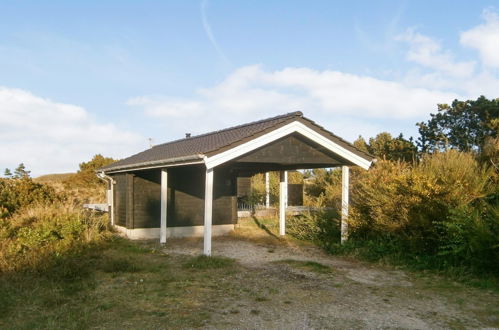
332,239,499,293
182,255,236,270
0,237,239,329
1,235,498,329
278,259,332,274
33,173,75,184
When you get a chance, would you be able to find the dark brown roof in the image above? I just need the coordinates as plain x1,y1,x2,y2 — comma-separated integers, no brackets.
100,111,373,172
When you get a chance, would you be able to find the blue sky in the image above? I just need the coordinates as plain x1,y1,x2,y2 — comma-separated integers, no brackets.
1,0,499,175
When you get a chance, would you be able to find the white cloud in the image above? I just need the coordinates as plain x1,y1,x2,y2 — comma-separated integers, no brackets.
397,12,499,97
396,29,475,78
127,96,203,118
461,9,499,69
0,87,144,176
128,65,459,142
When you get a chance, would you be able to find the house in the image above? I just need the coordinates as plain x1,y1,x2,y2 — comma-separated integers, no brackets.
98,112,374,255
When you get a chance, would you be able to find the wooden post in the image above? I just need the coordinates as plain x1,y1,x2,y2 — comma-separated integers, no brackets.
265,172,270,208
107,178,115,226
204,168,214,256
160,169,168,244
341,166,349,244
279,170,287,236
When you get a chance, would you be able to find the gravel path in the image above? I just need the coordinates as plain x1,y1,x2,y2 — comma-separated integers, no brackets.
162,232,499,329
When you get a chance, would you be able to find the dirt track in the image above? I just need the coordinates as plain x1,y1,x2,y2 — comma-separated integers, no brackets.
163,228,499,329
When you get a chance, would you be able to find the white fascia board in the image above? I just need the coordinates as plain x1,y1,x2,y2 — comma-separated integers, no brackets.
205,121,372,170
104,160,204,174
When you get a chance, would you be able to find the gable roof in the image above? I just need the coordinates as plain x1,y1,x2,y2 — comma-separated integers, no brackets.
100,111,374,173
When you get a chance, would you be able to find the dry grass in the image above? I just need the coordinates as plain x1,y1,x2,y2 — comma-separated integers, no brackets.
0,202,109,273
33,173,75,184
0,238,240,329
1,235,499,329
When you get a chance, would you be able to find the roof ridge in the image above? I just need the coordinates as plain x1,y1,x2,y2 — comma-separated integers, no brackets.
152,111,303,149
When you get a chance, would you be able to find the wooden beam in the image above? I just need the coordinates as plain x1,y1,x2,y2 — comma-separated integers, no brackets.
160,169,168,244
204,168,214,256
265,172,270,208
341,166,349,244
279,170,287,236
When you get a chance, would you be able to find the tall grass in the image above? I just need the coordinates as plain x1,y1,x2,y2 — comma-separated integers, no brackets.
0,201,110,274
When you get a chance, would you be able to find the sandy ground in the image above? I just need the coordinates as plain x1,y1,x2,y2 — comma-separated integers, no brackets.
162,223,499,330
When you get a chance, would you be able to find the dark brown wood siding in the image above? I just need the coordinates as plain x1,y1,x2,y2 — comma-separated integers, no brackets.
236,176,251,197
288,183,303,206
168,165,236,227
113,174,127,227
112,165,237,229
234,133,345,167
133,170,161,228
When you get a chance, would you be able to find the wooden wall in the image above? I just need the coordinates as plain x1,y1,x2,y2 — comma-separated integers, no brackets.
111,165,237,229
236,176,251,198
287,183,303,206
113,174,127,227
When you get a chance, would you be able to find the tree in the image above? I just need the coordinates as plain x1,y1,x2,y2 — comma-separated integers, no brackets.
64,154,116,188
416,96,499,153
353,135,369,153
13,163,30,179
4,168,12,178
354,133,417,162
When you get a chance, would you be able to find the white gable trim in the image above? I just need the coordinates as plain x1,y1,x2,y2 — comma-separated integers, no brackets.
204,121,372,170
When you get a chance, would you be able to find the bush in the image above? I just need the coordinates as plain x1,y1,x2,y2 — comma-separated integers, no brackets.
286,208,341,250
0,177,61,218
347,150,498,274
0,202,110,273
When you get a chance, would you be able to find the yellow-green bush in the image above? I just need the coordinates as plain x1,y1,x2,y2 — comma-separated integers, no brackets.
286,209,341,250
0,177,60,218
347,150,498,274
0,202,110,273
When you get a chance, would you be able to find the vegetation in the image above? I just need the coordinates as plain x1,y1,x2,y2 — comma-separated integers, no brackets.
417,95,498,153
0,238,240,329
354,132,417,162
0,95,497,326
271,96,499,280
0,175,60,219
63,154,115,189
248,171,303,206
0,156,114,275
0,202,110,273
347,151,498,275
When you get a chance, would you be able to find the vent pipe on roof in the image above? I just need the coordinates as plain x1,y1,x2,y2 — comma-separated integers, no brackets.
185,133,191,138
148,138,154,148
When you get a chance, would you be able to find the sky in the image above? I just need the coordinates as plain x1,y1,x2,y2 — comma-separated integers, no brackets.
1,0,499,176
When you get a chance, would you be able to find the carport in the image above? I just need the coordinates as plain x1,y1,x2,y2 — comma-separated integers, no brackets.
99,112,373,256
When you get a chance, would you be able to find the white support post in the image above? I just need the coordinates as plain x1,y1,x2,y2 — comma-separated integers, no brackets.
279,170,288,236
204,168,214,256
341,166,349,244
160,169,168,244
265,172,270,208
108,181,114,226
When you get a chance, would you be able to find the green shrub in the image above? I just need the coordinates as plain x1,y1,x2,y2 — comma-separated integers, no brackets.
0,203,110,273
292,151,498,276
0,177,61,218
346,150,498,274
286,209,341,250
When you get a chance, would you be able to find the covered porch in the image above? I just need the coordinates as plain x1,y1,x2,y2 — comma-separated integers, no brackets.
159,131,370,256
99,112,373,256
